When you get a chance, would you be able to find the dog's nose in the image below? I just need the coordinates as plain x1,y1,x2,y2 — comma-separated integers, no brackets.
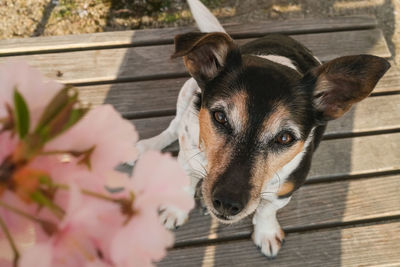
212,196,243,216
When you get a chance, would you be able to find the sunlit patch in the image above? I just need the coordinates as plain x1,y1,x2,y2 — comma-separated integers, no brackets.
271,4,302,13
333,0,384,9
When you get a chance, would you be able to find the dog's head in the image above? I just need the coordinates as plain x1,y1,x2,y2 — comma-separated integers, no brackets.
172,32,390,223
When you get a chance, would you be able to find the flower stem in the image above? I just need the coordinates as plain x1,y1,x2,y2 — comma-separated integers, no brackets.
0,200,58,235
0,200,44,223
0,216,19,267
54,183,117,202
81,189,117,202
30,191,65,220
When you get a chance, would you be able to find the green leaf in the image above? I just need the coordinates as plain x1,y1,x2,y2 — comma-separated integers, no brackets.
63,108,87,131
31,191,64,219
38,175,52,186
13,89,30,139
34,85,73,135
34,85,89,144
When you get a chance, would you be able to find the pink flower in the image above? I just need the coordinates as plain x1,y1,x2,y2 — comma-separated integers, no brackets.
0,62,63,131
111,207,173,267
0,191,39,260
20,183,121,267
129,151,194,212
0,62,194,267
110,151,195,266
44,105,138,189
0,132,17,164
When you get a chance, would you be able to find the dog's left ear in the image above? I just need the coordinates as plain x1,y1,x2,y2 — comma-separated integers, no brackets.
171,32,239,84
305,55,390,121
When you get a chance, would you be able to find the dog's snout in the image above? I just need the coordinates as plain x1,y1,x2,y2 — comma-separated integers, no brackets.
212,194,243,216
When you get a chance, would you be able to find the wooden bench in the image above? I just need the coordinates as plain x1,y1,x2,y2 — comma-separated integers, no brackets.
1,16,399,266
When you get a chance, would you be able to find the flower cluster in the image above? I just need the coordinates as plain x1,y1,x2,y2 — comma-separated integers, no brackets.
0,62,194,267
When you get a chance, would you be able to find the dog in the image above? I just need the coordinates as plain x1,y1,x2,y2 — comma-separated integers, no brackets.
134,0,390,258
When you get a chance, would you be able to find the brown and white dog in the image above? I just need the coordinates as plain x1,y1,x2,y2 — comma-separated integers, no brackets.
134,0,390,258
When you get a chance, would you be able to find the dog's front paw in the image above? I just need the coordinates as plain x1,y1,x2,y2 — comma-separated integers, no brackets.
252,221,285,259
159,206,189,230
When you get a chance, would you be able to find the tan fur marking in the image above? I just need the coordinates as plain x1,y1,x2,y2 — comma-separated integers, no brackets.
230,91,248,132
260,105,290,138
277,181,295,197
199,108,232,201
251,141,305,198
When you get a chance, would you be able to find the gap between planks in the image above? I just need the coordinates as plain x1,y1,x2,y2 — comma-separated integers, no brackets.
0,16,378,56
159,220,400,267
76,61,400,120
171,173,400,246
0,29,390,85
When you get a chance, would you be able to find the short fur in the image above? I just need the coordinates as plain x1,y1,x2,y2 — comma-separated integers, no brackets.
135,0,390,258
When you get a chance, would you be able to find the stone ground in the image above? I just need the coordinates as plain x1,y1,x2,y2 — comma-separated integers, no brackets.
0,0,399,64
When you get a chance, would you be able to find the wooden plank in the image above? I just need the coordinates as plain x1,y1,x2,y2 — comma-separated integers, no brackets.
129,131,400,245
325,94,400,138
79,78,188,118
129,94,400,140
0,16,377,55
77,63,400,118
172,174,400,245
160,221,400,267
308,133,400,180
0,29,390,84
132,116,174,140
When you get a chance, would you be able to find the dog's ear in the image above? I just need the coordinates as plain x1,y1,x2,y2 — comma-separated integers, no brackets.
171,32,239,83
304,55,390,121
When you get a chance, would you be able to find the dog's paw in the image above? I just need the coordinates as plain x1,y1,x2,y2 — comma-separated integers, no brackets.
159,206,189,230
252,222,285,259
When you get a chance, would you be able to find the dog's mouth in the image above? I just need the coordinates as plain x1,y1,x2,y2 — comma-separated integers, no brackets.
210,210,236,223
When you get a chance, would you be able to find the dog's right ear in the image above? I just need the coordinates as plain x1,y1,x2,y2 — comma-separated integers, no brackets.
172,32,239,83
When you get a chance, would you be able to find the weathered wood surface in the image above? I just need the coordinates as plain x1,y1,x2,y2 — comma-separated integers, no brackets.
0,16,377,55
3,15,399,266
130,94,400,141
0,29,390,84
160,221,400,267
172,174,400,245
77,63,400,119
308,133,400,180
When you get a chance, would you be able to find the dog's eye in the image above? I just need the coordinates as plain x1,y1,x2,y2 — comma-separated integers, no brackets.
275,132,294,145
213,111,228,125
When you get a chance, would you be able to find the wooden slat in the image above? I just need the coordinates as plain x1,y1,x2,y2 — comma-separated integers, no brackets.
308,133,400,180
0,16,377,55
79,78,188,118
0,29,390,84
173,174,400,245
79,63,400,119
133,116,175,140
160,221,400,267
130,94,400,140
324,94,400,138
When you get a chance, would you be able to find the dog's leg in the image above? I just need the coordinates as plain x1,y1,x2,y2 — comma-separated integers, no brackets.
252,196,291,258
135,117,180,155
159,149,202,229
127,78,199,166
